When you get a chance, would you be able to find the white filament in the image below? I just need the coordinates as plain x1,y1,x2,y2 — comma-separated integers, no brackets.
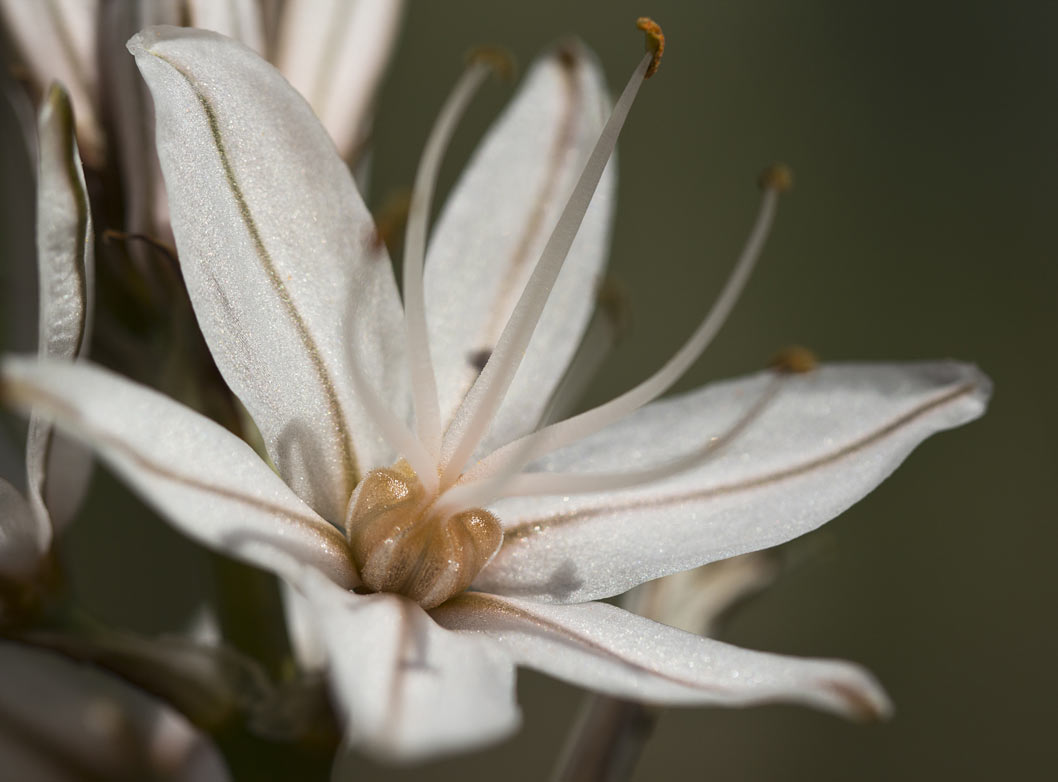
343,307,438,498
540,285,627,426
438,51,655,489
490,374,781,498
433,373,781,516
403,62,492,461
463,185,781,488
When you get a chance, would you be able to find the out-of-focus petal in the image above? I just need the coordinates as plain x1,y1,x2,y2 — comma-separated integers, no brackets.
274,0,403,161
298,569,519,761
623,552,779,638
0,641,229,781
425,43,615,456
280,579,328,671
434,593,891,721
98,0,183,273
129,26,409,523
476,362,990,603
2,357,357,589
187,0,266,54
25,84,94,537
0,0,103,165
0,477,41,583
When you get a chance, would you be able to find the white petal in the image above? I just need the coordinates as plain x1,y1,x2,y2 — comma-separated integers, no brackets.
2,357,357,589
0,641,229,781
424,43,615,454
623,552,779,638
129,26,409,524
280,579,328,671
187,0,266,54
0,0,103,165
434,593,891,721
476,362,990,602
275,0,404,160
33,82,92,381
26,84,95,537
0,477,42,583
298,569,519,761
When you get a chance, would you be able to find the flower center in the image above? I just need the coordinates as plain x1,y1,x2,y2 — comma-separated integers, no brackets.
344,461,503,609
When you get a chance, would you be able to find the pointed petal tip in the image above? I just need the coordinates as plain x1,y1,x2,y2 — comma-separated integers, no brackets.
41,81,72,113
927,359,993,418
126,24,218,58
126,26,158,57
964,362,993,409
551,37,586,67
817,663,894,723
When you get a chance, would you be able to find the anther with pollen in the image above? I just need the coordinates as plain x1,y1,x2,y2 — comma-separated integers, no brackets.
770,345,818,375
636,17,665,78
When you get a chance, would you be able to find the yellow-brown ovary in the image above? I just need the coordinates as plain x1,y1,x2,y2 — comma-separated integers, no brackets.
345,461,503,609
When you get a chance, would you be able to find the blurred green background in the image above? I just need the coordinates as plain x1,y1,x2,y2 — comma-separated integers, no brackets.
4,1,1056,779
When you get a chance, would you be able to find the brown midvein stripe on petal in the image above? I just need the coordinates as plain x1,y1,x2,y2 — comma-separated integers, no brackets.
503,381,980,541
480,49,582,341
108,434,349,553
383,598,415,739
454,48,583,404
8,377,350,557
151,52,359,488
433,593,732,695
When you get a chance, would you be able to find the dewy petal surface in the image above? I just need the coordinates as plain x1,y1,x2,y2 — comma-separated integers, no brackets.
298,569,519,762
2,357,357,589
26,84,94,537
275,0,404,162
433,594,891,721
475,362,990,603
424,43,615,454
129,27,409,524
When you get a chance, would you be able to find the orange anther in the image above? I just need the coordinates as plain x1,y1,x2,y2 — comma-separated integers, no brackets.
635,17,665,78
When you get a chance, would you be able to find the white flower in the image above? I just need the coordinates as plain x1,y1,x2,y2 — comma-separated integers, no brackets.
0,0,403,165
2,22,990,762
0,85,227,781
0,84,93,591
623,552,781,638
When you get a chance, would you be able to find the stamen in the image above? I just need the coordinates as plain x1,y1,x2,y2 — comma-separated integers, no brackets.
464,165,791,487
769,344,817,374
493,372,783,498
635,17,665,79
342,307,438,498
434,368,783,514
402,50,510,460
438,21,663,489
541,277,632,425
